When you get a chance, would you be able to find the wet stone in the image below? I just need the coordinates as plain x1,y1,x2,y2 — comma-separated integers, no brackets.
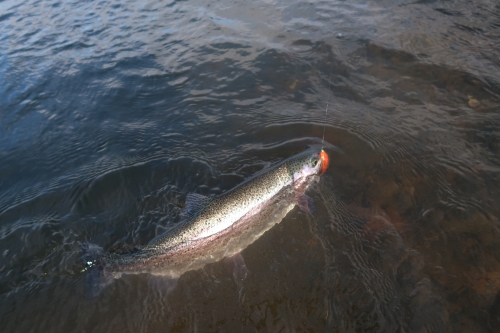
405,278,451,333
468,96,481,108
396,190,414,215
421,208,445,229
490,292,500,329
396,249,425,293
368,178,400,207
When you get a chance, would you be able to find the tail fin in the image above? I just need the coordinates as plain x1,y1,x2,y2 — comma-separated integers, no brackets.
82,242,112,298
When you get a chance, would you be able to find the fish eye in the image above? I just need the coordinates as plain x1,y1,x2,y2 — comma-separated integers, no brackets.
311,158,318,167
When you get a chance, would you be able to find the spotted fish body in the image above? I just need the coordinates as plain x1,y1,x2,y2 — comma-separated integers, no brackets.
84,148,329,292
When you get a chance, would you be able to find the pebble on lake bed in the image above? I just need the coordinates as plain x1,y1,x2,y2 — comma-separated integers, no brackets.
288,79,298,90
467,96,481,108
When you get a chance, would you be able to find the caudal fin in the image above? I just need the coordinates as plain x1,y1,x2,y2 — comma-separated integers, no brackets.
82,242,113,298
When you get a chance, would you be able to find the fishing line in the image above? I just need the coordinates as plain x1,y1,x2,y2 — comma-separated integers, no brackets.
321,72,331,150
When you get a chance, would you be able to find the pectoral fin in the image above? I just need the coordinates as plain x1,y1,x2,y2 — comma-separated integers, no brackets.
296,194,317,214
223,253,248,281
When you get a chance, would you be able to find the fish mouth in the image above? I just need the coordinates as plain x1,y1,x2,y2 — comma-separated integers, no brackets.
320,150,329,174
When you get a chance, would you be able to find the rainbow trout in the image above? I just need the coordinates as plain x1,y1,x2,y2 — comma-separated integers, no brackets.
83,148,329,295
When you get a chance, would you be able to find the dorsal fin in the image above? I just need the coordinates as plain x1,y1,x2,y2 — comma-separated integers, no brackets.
181,193,213,218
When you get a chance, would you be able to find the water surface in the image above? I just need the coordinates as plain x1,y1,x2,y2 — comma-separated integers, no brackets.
1,0,500,332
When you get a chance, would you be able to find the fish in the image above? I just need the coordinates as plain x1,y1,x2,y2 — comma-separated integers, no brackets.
83,148,329,296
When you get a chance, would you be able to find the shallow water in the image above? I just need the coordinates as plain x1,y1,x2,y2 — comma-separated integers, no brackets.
1,0,500,332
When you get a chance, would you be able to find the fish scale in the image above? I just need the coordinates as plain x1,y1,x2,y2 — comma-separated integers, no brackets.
145,149,320,251
83,148,329,295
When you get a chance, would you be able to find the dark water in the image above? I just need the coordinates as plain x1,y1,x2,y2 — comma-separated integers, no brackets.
1,0,500,331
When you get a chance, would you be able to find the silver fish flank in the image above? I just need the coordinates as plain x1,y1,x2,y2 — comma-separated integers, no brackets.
83,148,329,292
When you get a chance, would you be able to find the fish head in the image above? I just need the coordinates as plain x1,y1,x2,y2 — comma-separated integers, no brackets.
286,148,329,190
304,148,329,174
